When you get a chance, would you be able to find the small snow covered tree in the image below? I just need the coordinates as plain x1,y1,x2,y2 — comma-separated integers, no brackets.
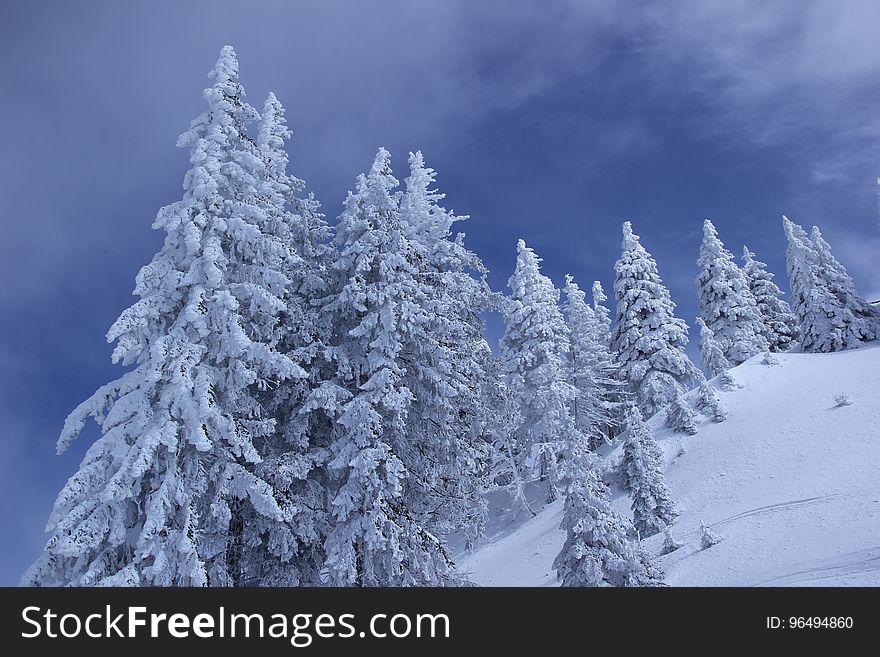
660,527,684,555
665,394,698,435
591,280,626,439
24,47,302,587
562,276,625,450
612,222,700,418
622,406,678,537
500,240,577,502
700,521,723,549
695,317,736,389
784,216,878,352
695,382,727,423
320,149,456,586
554,435,663,587
696,219,769,364
741,246,798,351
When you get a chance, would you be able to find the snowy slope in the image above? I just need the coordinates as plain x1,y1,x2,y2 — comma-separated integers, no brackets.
461,346,880,586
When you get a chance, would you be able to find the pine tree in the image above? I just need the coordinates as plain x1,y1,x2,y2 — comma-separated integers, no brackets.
239,92,336,586
696,219,769,364
562,276,625,450
741,246,799,351
622,406,678,537
592,281,612,344
665,393,698,435
320,149,456,586
695,317,736,389
612,222,700,417
500,240,577,502
554,437,663,587
809,226,878,344
660,527,684,555
784,216,878,352
695,382,727,423
700,522,723,549
395,150,493,549
24,47,300,587
591,280,626,439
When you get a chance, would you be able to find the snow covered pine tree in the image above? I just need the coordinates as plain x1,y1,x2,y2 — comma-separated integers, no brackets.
612,222,700,417
696,219,768,365
24,47,302,586
562,276,624,450
622,406,679,537
320,149,460,586
784,216,878,352
500,240,577,503
741,246,799,351
395,150,493,551
238,91,337,586
554,422,664,586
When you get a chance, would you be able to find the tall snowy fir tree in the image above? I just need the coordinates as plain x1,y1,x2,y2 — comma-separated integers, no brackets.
320,149,457,586
621,406,678,538
24,47,305,587
612,221,700,418
237,92,336,586
696,219,768,365
395,150,493,550
784,216,878,352
741,246,798,352
562,276,623,450
500,241,577,503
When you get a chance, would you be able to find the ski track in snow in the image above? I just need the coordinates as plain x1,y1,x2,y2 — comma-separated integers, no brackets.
751,548,880,586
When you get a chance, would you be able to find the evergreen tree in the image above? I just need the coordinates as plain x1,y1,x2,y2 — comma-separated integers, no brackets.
784,216,878,352
240,92,336,586
396,150,493,549
660,527,684,555
320,149,455,586
696,219,768,364
622,406,678,537
592,281,612,344
809,226,878,344
562,276,624,450
591,280,626,439
741,246,798,352
24,47,299,587
484,354,536,518
700,522,723,549
665,393,698,435
612,222,700,417
695,382,727,423
500,240,577,502
695,317,735,390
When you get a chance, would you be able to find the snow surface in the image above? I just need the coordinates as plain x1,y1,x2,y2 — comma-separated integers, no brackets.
461,345,880,586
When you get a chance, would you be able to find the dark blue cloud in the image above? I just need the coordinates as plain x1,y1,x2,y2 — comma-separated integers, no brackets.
2,0,878,584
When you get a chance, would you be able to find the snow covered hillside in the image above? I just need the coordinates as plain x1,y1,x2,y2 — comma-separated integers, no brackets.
461,346,880,586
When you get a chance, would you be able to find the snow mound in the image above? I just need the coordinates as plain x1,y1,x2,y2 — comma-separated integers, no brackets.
462,345,880,586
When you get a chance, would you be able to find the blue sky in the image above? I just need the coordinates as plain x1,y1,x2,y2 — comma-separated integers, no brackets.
1,0,879,585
